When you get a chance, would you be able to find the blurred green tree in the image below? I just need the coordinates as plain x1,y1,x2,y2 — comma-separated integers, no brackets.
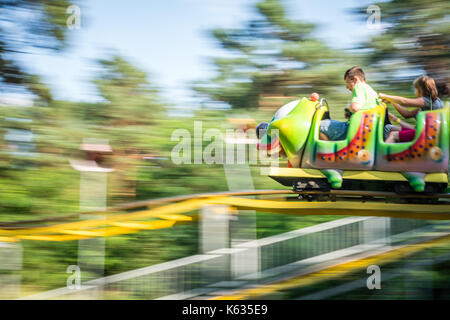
0,0,77,102
93,56,164,128
0,54,168,218
354,0,450,91
90,55,166,202
193,0,348,111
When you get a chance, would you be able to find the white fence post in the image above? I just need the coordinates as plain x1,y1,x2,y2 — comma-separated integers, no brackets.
200,205,231,253
224,163,259,279
362,217,391,247
0,241,22,299
70,138,114,299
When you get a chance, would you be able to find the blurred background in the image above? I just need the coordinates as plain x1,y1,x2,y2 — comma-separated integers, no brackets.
0,0,449,299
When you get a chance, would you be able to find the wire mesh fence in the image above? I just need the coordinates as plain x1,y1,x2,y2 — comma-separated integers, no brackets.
19,215,442,300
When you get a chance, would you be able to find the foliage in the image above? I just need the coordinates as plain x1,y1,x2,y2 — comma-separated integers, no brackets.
0,0,77,101
194,0,349,112
1,0,448,297
353,0,450,93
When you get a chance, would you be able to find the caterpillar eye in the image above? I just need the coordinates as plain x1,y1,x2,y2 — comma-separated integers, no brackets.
429,146,442,161
357,150,370,162
256,122,269,139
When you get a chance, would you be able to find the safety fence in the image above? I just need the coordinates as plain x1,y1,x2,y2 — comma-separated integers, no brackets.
21,215,441,300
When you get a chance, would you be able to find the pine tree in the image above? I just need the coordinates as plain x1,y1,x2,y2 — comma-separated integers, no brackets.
194,0,348,112
0,0,77,102
353,0,450,91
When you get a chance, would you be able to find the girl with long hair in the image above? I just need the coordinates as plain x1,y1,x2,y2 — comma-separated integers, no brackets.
380,75,447,143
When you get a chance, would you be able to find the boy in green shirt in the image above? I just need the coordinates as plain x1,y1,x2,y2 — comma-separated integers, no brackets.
319,66,379,141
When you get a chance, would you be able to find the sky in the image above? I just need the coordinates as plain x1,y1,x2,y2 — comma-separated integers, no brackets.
13,0,378,112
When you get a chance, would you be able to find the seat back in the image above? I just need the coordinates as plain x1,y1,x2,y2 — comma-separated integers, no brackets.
375,107,449,173
302,105,383,170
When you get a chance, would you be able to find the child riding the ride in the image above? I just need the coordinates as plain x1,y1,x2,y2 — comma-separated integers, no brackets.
380,75,446,143
319,66,379,141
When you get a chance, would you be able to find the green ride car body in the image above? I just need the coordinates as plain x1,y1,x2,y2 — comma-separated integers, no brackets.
260,97,449,192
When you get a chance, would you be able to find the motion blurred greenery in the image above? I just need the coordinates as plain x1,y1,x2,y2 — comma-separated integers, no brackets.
0,0,449,295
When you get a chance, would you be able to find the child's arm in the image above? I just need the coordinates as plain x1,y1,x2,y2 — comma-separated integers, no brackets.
390,101,420,119
388,112,415,130
349,85,364,113
379,93,425,108
348,102,361,113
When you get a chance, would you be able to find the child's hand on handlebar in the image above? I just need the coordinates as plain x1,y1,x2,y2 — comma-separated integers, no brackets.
344,108,352,119
379,93,391,103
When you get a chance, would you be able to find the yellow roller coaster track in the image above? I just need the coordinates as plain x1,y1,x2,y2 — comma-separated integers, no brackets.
0,189,449,242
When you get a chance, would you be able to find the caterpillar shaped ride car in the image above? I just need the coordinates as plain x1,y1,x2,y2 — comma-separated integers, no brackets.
258,95,449,194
